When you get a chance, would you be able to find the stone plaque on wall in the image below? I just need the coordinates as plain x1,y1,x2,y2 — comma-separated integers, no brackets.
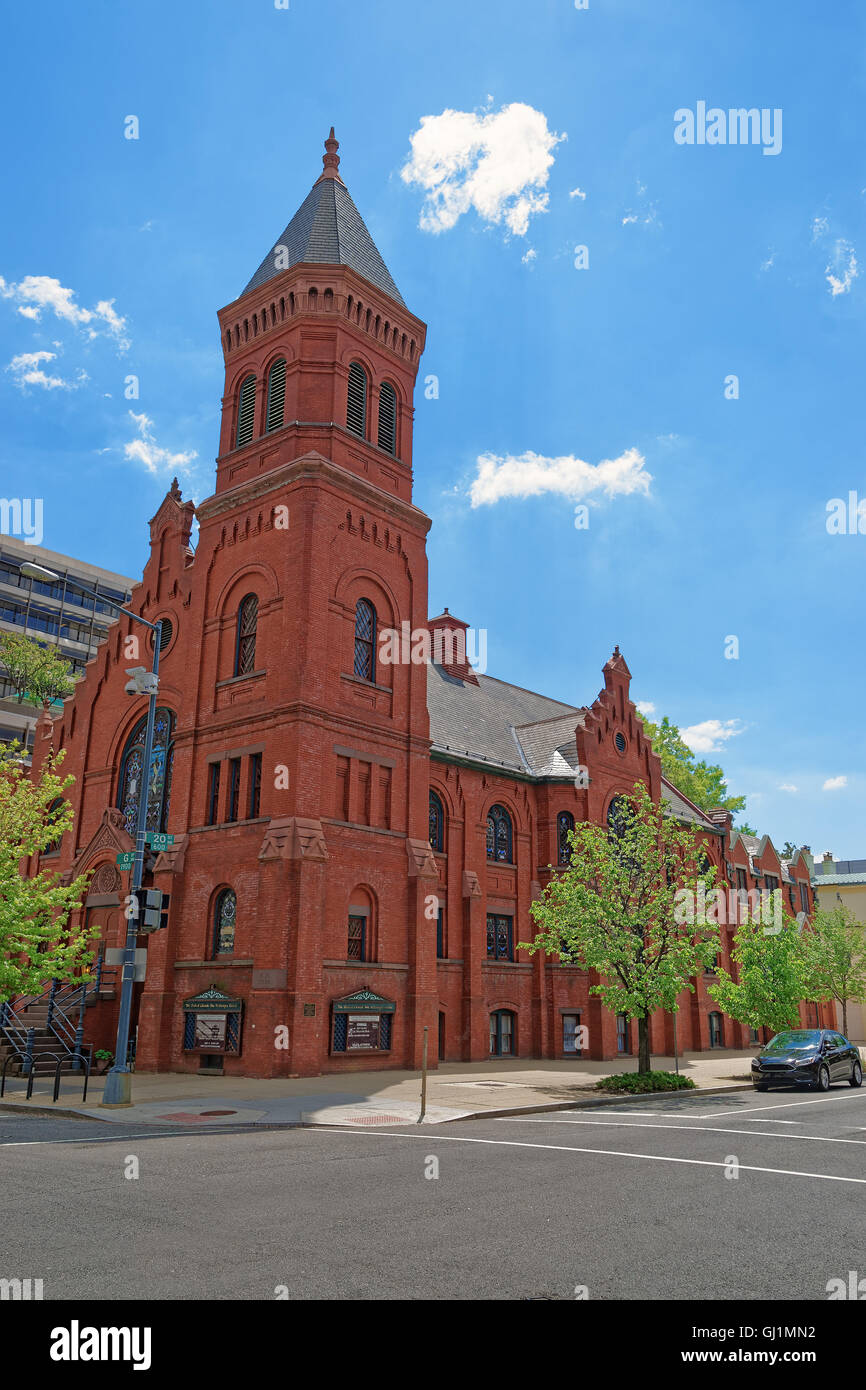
252,969,287,990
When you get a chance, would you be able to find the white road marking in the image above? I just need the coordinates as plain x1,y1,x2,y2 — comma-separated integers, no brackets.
582,1092,866,1121
494,1117,866,1146
317,1127,866,1185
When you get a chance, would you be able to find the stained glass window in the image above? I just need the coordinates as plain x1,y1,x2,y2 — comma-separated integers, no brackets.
354,599,376,681
212,889,236,957
486,804,512,862
486,914,513,961
235,594,258,676
429,790,445,852
557,811,574,864
117,708,175,838
607,796,632,839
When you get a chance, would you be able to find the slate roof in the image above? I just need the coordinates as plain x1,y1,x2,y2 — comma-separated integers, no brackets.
427,664,720,834
427,665,580,774
242,175,405,304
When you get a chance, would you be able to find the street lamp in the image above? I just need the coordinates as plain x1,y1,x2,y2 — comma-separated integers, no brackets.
20,561,162,1106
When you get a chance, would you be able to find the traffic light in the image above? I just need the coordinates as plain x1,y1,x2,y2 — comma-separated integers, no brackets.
133,888,170,933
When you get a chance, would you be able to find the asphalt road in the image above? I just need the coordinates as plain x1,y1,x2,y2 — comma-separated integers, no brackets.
3,1084,866,1300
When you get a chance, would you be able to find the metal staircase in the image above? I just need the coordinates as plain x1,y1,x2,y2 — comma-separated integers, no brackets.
0,958,116,1079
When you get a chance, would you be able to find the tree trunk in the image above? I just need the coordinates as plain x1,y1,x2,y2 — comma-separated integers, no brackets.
637,1016,651,1074
843,1000,848,1037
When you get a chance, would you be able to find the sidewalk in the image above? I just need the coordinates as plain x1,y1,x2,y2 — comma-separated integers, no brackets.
0,1050,758,1127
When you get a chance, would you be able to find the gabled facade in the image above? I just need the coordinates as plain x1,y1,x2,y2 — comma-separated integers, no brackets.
24,133,831,1077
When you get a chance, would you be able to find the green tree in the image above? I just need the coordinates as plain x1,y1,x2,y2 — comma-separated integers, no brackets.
801,906,866,1038
0,742,96,1000
708,906,808,1035
0,632,75,708
639,713,754,832
524,781,720,1073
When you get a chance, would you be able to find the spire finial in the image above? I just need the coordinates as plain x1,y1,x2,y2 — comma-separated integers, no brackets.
321,126,341,179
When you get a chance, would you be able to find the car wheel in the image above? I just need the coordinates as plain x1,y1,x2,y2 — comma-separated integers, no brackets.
753,1083,768,1092
850,1060,863,1088
816,1064,831,1092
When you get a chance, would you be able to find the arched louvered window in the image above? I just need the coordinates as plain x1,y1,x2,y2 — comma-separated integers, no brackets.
429,791,445,853
212,888,237,958
236,374,256,448
234,594,258,677
266,359,286,432
486,804,513,863
117,709,175,838
607,796,633,839
378,382,397,454
557,811,575,865
353,598,376,681
347,361,367,438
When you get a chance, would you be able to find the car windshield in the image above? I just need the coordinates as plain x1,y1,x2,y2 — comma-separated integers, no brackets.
763,1030,822,1053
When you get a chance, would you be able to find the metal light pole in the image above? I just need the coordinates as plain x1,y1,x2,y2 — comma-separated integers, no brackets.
20,562,161,1107
418,1025,428,1123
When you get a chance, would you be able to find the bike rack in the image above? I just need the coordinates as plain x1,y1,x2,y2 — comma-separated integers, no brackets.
0,1044,93,1103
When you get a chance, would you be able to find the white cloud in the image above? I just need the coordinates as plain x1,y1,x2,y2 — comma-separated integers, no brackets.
468,446,651,508
522,247,537,266
0,274,129,348
622,213,638,225
778,783,798,793
679,719,744,755
760,251,775,272
6,350,85,391
811,215,829,243
825,239,858,296
622,180,660,230
123,411,197,477
569,187,586,201
401,102,564,237
822,775,848,791
636,701,656,717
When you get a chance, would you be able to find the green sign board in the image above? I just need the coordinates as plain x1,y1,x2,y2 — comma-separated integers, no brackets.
145,832,175,849
115,852,136,869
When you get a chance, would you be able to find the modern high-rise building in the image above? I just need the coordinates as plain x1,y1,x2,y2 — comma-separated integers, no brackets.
0,536,134,750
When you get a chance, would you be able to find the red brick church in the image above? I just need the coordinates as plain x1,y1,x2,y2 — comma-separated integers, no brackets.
28,132,827,1077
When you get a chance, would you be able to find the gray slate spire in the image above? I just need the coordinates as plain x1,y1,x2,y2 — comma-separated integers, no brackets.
242,129,405,305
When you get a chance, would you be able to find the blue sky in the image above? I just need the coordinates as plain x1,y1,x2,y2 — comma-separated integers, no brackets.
1,0,864,855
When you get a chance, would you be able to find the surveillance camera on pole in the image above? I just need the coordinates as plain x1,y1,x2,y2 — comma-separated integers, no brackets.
125,667,159,697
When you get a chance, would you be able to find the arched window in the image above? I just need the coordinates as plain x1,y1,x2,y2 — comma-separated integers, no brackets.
234,594,258,676
557,811,575,865
607,795,632,839
236,374,256,448
347,361,367,437
378,382,397,454
353,598,376,681
43,797,65,855
486,804,513,863
117,709,175,838
212,888,236,957
266,359,286,432
429,790,445,852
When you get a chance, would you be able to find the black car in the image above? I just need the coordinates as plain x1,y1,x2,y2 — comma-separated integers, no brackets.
751,1029,863,1092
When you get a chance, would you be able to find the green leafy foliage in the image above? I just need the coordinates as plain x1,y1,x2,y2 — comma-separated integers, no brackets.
595,1070,696,1093
708,908,810,1034
0,741,97,1000
0,632,75,709
524,781,720,1074
801,906,866,1038
638,713,752,830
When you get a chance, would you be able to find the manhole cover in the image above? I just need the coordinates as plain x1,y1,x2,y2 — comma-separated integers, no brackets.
199,1109,237,1116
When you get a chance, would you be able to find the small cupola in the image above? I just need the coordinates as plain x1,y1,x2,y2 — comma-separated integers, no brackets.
426,609,479,685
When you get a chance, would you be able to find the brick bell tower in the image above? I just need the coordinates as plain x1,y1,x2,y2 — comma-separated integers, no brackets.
192,131,436,1075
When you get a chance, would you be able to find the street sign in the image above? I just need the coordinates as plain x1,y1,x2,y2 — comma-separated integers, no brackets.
145,832,175,850
115,852,136,869
105,947,147,982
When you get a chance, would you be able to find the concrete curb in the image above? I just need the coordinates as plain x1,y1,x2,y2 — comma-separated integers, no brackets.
0,1081,756,1128
453,1082,756,1123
